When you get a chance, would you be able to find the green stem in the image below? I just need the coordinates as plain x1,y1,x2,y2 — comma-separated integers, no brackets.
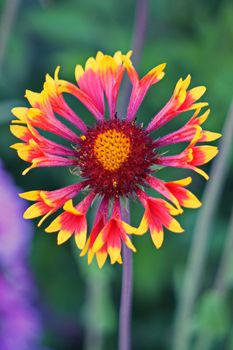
172,99,233,350
193,204,233,350
0,0,20,75
214,204,233,294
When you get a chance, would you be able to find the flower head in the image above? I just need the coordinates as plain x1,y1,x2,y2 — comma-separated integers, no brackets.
10,50,221,268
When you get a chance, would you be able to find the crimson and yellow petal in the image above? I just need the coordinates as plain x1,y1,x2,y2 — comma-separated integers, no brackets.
200,130,222,142
11,107,28,124
187,86,206,101
10,125,31,141
165,178,202,209
45,215,62,233
96,250,108,269
57,230,73,245
136,214,149,235
167,217,184,233
151,225,164,249
108,245,121,264
92,231,105,252
137,193,184,249
25,90,42,107
191,145,219,166
19,190,41,201
124,235,136,252
74,224,87,250
23,202,50,219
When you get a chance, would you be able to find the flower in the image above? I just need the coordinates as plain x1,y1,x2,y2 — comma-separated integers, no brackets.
10,51,221,268
0,161,44,349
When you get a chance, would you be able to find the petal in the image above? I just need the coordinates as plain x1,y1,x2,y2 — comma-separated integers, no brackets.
40,183,84,207
11,107,28,124
27,105,79,143
146,176,182,211
181,190,202,208
166,182,202,209
123,235,136,252
75,55,105,116
167,217,184,233
107,230,121,264
59,80,104,121
63,199,82,216
98,51,126,119
108,245,121,264
10,125,32,141
22,155,76,176
80,237,90,257
196,109,210,125
19,190,41,201
137,193,184,239
45,214,62,232
96,250,108,269
150,224,164,249
168,177,192,187
154,108,220,147
146,76,208,133
92,231,105,252
25,90,42,107
120,221,138,234
124,56,166,121
23,202,50,219
87,250,95,265
57,230,73,245
136,214,149,235
199,130,222,142
74,222,87,249
191,146,219,166
185,86,206,102
190,166,209,180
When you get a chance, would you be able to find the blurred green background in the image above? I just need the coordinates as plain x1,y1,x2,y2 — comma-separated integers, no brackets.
0,0,233,349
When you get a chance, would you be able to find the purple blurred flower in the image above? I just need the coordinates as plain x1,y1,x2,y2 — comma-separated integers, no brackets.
0,161,45,350
0,162,32,264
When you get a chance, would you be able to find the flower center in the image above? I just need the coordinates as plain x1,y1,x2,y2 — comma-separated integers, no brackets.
94,129,131,171
76,118,156,198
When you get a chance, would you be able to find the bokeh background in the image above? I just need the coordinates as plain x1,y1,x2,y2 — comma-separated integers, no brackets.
0,0,233,349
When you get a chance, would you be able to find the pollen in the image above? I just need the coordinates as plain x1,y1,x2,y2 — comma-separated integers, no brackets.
94,129,131,171
113,180,118,188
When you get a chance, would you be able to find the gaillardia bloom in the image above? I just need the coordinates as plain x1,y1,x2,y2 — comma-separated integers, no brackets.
10,51,221,268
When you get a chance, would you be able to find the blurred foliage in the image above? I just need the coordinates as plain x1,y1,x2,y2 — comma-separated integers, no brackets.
194,291,230,339
0,0,232,349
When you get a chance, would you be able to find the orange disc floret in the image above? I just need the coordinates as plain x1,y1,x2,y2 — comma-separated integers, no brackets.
76,118,156,198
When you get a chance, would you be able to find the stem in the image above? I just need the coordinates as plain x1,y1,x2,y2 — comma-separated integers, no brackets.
71,199,114,350
83,266,108,350
193,204,233,350
119,200,133,350
214,205,233,294
120,0,148,116
71,237,113,350
131,0,148,68
0,0,20,75
118,2,148,349
172,99,233,350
